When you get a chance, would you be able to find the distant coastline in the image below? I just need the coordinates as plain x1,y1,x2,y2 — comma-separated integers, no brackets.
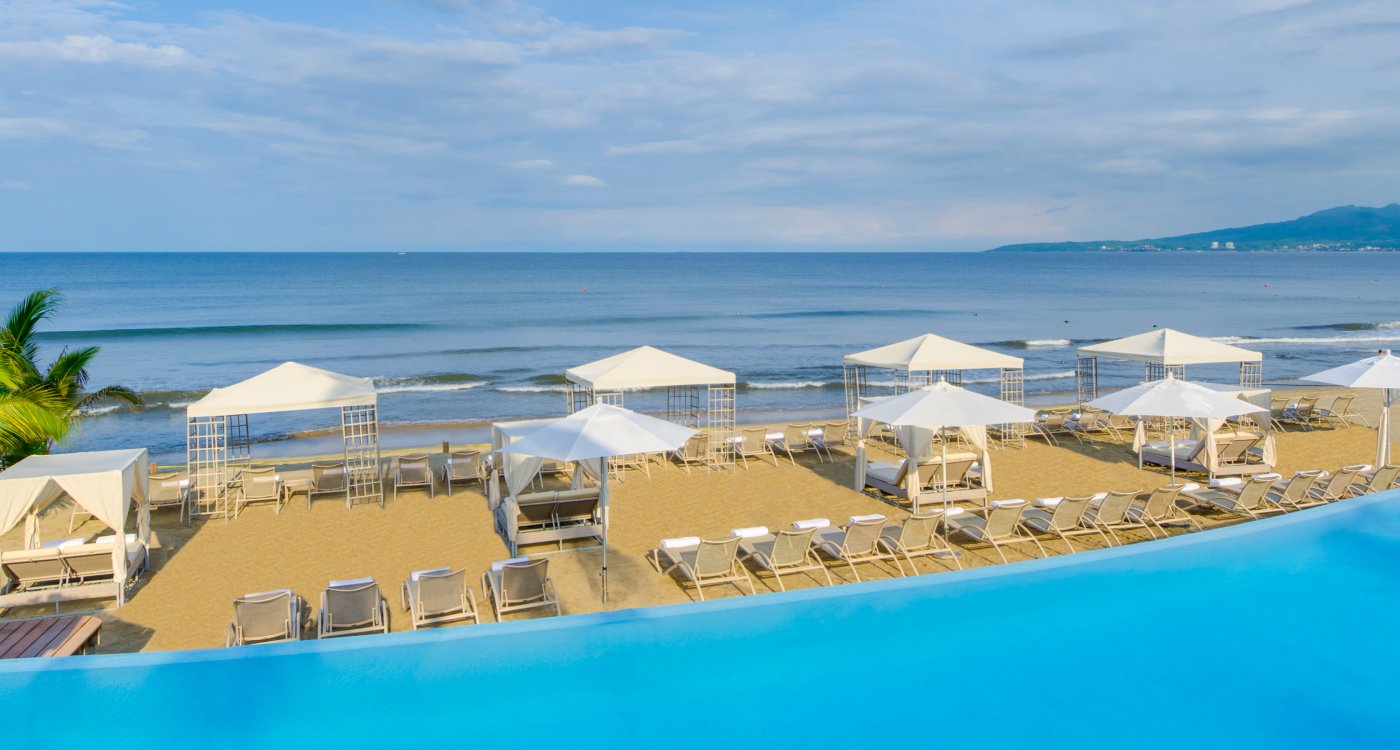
986,203,1400,252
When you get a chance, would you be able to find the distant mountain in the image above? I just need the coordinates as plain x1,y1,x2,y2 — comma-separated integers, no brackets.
985,204,1400,252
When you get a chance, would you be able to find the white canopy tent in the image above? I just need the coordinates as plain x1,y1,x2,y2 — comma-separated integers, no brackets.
501,405,696,601
186,362,382,516
843,334,1027,440
1304,350,1399,467
1088,375,1271,482
853,382,1036,512
564,346,736,468
488,417,561,507
0,449,150,607
1077,328,1263,403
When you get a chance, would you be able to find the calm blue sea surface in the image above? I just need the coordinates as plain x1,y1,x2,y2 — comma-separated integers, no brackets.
2,251,1397,459
5,489,1400,748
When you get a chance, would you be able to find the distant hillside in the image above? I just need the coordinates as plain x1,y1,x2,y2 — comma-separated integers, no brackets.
986,204,1400,252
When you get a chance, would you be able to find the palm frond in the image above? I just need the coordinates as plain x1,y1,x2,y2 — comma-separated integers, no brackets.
43,346,99,396
0,289,61,363
77,385,144,410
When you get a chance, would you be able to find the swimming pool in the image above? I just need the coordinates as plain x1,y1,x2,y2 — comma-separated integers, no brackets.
6,490,1400,748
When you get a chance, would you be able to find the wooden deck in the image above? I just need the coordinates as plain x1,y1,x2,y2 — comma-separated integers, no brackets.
0,615,101,659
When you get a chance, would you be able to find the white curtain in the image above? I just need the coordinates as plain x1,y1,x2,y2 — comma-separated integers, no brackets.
896,425,937,501
958,425,992,491
490,423,549,507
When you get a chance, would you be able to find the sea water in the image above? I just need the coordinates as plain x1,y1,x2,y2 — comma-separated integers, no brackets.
2,251,1397,460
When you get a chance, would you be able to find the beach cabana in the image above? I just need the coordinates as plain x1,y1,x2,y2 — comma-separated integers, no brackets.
185,362,381,517
564,346,736,468
1076,329,1262,403
843,334,1026,439
0,449,150,608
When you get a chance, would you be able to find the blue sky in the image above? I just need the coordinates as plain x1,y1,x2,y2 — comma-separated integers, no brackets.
1,0,1398,251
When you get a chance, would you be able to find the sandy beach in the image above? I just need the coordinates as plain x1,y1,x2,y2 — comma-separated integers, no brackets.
1,386,1391,654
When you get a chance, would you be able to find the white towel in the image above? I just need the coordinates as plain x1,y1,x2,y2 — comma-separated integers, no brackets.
730,526,769,539
1034,496,1064,508
659,537,700,550
792,518,830,530
410,567,451,581
849,513,886,523
765,432,784,441
1178,483,1201,492
944,508,969,518
1209,477,1243,488
806,428,822,437
990,499,1027,509
328,576,375,588
490,557,531,571
1255,472,1282,481
1344,464,1374,472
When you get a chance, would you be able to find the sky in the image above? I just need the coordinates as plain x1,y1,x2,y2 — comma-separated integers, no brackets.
1,0,1398,252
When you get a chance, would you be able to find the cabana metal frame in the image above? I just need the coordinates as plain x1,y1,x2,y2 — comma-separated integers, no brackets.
0,449,151,609
843,334,1027,442
563,346,737,469
1076,328,1263,403
186,362,382,517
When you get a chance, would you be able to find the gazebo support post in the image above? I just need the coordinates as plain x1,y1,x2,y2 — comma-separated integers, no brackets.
1076,356,1098,404
341,404,383,508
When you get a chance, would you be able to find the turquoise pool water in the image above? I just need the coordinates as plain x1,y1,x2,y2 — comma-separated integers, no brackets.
5,491,1400,748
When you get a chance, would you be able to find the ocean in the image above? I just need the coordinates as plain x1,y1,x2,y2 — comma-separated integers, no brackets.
2,251,1397,462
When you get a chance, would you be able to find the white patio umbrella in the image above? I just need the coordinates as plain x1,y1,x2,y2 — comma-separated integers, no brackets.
1088,374,1267,482
500,403,696,602
1303,349,1399,467
855,381,1036,510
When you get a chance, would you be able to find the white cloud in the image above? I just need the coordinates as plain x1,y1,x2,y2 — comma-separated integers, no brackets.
511,159,555,169
0,34,195,68
0,117,68,139
561,174,606,187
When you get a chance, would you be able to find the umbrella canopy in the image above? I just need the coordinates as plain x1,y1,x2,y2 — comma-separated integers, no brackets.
855,380,1037,428
1088,374,1266,420
500,404,696,461
498,404,696,603
1303,350,1399,467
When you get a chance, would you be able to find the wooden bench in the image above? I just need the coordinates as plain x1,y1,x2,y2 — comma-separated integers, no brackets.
0,615,101,659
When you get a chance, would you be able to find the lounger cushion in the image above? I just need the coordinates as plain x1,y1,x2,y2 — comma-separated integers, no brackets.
659,537,700,550
244,588,292,599
791,518,830,530
490,557,531,571
94,533,138,545
865,461,904,484
410,568,451,581
40,537,87,550
328,576,375,588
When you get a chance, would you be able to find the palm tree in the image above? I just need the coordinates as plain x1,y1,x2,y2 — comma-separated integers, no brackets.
0,289,142,467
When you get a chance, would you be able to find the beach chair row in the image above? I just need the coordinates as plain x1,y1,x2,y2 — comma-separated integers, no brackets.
225,557,560,647
1272,394,1371,431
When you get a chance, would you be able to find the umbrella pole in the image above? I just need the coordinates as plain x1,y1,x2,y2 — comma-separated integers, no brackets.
1382,389,1393,468
941,436,949,514
601,456,610,604
1169,423,1177,484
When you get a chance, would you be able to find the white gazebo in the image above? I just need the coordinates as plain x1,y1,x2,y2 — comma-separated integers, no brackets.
843,334,1026,438
1076,328,1263,403
0,449,150,608
185,362,382,516
564,346,737,468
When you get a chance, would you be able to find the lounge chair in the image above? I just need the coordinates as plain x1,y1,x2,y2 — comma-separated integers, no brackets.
735,427,778,468
1083,491,1150,545
736,526,832,590
483,558,560,620
441,450,485,496
1351,465,1400,495
1067,408,1112,442
812,515,898,582
803,424,835,462
317,578,389,638
877,511,962,572
1182,476,1287,520
1280,396,1320,430
814,421,848,458
946,500,1047,563
1269,395,1290,431
227,589,301,646
394,454,435,501
235,466,283,517
670,433,710,475
1021,495,1112,552
768,423,816,465
401,568,478,630
1261,470,1327,510
147,471,189,525
655,536,755,600
1316,395,1370,429
1030,412,1081,446
60,534,146,586
1125,485,1202,537
1308,465,1366,503
309,462,349,510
